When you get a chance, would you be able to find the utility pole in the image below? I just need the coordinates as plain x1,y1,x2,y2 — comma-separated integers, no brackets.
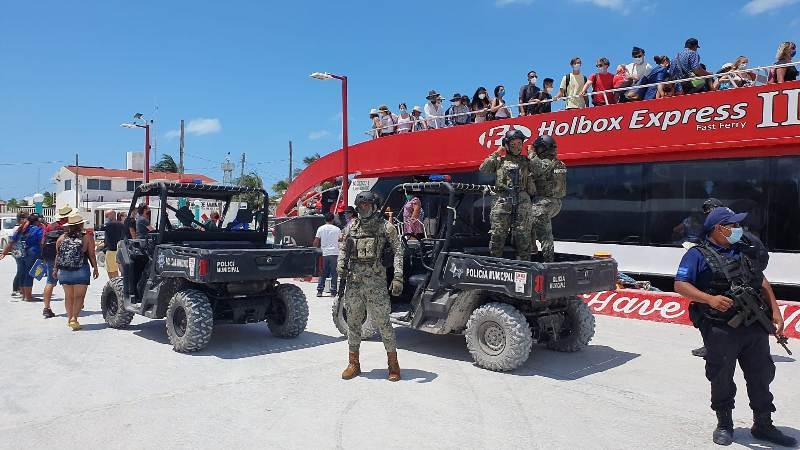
288,140,293,182
179,119,185,175
240,153,246,180
74,153,79,209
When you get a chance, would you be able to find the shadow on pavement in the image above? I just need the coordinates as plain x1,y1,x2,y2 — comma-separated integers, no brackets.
394,328,639,380
733,426,799,449
362,368,438,383
79,323,109,331
130,320,343,359
772,354,796,363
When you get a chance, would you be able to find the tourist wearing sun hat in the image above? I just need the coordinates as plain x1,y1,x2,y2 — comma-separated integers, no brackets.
411,106,426,132
39,204,75,318
377,105,398,136
369,108,381,139
53,212,99,331
423,90,445,129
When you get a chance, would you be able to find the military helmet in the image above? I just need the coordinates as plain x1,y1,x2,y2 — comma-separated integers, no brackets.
502,128,526,146
354,191,378,205
533,135,557,156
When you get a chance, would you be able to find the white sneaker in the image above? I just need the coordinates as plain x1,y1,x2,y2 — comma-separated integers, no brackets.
10,292,21,298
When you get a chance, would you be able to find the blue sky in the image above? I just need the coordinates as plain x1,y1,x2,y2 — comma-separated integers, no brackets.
1,0,798,199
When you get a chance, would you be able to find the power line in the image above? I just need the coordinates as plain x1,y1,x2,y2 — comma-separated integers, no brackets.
0,160,70,166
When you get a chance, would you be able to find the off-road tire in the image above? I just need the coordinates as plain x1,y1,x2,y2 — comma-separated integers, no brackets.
166,289,214,352
331,296,378,340
465,302,533,372
266,284,309,338
101,277,134,329
546,297,595,352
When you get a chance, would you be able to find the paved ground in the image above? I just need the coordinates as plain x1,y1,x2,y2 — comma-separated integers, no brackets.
0,258,797,450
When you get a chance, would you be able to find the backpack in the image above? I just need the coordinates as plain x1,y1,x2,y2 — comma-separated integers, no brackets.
42,226,64,261
564,73,588,104
57,235,85,270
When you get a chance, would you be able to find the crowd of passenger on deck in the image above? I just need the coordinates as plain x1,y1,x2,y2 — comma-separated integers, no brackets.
368,39,799,138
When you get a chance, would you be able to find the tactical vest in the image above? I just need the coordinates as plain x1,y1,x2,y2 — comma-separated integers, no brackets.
689,243,763,324
345,214,392,267
533,157,567,199
494,154,532,195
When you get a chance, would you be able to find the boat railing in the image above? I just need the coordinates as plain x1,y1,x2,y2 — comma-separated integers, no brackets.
364,61,800,137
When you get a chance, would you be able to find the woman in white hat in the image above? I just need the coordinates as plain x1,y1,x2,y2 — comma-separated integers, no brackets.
411,106,426,132
369,109,381,139
53,213,99,330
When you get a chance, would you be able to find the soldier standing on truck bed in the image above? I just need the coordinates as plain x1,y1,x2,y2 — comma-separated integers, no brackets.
338,191,405,382
530,135,567,263
479,128,534,260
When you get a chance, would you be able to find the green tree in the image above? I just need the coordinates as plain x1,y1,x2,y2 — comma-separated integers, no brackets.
302,153,321,166
271,179,289,195
43,191,54,207
235,171,265,210
7,198,18,209
153,154,179,173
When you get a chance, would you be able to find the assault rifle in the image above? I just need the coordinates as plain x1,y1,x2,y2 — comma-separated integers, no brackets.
726,283,792,355
337,237,354,302
507,164,521,239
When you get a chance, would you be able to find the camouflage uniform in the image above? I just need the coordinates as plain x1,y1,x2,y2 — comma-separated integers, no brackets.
338,212,404,352
480,151,534,260
530,154,567,262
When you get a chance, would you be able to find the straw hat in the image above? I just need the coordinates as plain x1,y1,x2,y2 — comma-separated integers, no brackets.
66,213,85,226
369,108,379,116
412,106,422,113
57,204,74,219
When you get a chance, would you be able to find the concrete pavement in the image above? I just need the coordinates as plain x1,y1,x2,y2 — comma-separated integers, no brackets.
0,258,797,449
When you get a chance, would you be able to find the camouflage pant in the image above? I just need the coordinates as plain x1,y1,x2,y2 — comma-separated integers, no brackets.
489,195,532,260
531,198,562,262
345,264,396,352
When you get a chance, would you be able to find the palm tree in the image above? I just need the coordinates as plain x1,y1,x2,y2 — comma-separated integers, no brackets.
235,172,265,210
153,154,179,173
43,191,54,207
302,153,321,166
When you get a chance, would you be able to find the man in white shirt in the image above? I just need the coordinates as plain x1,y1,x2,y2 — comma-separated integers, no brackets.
314,213,342,297
423,90,446,129
625,46,653,83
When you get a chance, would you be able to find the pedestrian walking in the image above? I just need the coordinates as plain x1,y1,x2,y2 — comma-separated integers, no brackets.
53,213,99,331
1,212,44,302
314,213,341,297
40,204,74,317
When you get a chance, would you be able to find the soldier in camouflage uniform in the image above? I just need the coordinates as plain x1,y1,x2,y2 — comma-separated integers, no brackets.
339,191,405,382
529,135,567,262
479,128,534,260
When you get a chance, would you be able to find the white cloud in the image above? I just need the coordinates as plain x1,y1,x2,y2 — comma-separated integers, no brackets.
743,0,798,14
573,0,633,13
495,0,534,5
164,118,222,139
308,130,331,140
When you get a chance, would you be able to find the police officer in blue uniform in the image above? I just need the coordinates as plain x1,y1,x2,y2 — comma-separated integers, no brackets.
675,207,794,447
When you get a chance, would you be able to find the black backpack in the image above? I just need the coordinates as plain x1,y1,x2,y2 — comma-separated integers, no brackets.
42,227,64,261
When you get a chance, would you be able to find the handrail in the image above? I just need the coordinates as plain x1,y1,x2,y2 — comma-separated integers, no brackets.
363,61,800,136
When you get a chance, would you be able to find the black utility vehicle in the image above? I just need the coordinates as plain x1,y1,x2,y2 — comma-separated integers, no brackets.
101,182,317,352
333,182,617,371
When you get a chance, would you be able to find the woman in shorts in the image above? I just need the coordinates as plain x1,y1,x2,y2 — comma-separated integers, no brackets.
53,213,99,331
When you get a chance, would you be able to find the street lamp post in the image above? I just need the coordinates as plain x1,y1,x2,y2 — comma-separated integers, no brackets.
310,72,349,208
121,113,152,203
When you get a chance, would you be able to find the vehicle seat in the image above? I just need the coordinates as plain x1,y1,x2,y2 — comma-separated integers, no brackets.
176,206,195,228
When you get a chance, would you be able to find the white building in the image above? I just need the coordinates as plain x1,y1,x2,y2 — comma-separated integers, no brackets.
53,152,216,227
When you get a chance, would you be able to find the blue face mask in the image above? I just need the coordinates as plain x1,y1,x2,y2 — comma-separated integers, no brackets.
498,90,505,98
725,226,744,244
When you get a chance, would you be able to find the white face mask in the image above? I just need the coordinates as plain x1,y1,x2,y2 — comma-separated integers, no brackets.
529,77,537,84
572,64,581,72
738,63,747,69
633,56,644,64
478,93,486,100
598,67,608,74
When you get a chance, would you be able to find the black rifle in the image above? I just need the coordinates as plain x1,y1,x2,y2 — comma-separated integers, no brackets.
337,237,354,302
507,164,521,242
727,283,792,355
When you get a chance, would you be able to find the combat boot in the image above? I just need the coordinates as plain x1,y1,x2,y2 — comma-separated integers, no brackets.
751,412,797,447
341,351,361,380
387,351,401,382
712,409,734,446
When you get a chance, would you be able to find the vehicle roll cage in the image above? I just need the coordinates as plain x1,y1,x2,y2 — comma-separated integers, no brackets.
382,181,494,257
129,182,270,237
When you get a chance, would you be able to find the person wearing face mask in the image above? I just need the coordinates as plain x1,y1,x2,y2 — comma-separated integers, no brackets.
529,135,566,263
480,128,534,260
377,105,397,136
489,85,511,120
338,191,405,382
518,71,541,116
533,78,554,114
423,90,446,129
470,87,492,123
401,193,424,239
445,93,470,126
675,207,795,448
555,57,587,109
729,56,755,87
625,46,653,84
410,106,426,132
580,57,616,107
395,103,413,134
769,41,797,83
